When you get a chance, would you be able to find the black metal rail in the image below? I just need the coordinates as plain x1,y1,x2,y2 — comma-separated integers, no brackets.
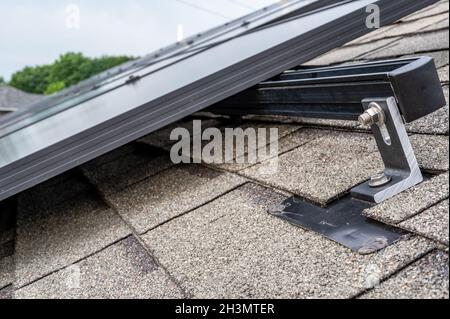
208,57,446,122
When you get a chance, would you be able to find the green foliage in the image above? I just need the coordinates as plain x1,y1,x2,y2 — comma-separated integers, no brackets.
44,81,66,95
10,65,52,94
0,76,5,85
9,52,134,95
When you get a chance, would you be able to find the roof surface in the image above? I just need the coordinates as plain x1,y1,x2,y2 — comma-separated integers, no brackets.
1,0,449,299
0,86,43,114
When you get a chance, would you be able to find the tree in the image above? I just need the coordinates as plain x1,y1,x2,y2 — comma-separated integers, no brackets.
10,65,52,94
9,52,134,95
44,81,66,95
0,76,5,85
46,52,92,89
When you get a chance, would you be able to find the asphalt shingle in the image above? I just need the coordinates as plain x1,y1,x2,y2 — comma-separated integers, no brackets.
439,65,449,82
0,199,15,247
399,199,449,245
350,12,449,45
106,164,246,234
411,134,449,172
243,114,359,130
81,143,174,195
0,233,13,259
363,172,449,224
0,199,16,290
423,16,449,31
0,86,43,111
175,122,301,170
15,188,131,287
402,0,449,22
305,38,398,66
0,229,13,250
15,236,184,299
0,285,12,299
241,130,383,204
17,170,90,212
360,250,449,299
411,50,449,69
361,30,449,60
142,183,435,298
0,256,13,290
214,126,325,172
138,119,222,148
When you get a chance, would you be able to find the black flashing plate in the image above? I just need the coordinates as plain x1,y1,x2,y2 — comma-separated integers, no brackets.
269,196,408,254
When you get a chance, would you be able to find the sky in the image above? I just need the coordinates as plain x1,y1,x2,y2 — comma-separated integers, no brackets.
0,0,275,80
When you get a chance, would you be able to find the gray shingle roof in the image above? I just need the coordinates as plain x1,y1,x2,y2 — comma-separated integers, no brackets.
0,86,43,114
1,0,449,299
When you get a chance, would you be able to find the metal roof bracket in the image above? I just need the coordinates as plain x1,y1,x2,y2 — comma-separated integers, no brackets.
267,96,426,254
350,97,423,203
266,96,423,254
211,57,445,254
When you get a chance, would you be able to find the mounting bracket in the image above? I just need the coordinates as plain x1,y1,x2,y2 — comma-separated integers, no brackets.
208,57,446,253
350,97,423,203
268,97,422,254
210,56,445,202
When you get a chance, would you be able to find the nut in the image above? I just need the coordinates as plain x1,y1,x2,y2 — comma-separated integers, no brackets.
359,103,386,126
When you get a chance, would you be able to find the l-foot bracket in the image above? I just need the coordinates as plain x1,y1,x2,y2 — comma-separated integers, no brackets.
350,97,423,203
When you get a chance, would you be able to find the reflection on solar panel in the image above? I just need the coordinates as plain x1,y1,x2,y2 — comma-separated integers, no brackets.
0,0,439,202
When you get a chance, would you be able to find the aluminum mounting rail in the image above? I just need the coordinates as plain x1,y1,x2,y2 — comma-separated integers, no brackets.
209,57,445,122
210,56,446,203
0,0,440,202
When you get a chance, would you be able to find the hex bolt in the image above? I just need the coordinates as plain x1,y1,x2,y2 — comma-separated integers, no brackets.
358,102,386,126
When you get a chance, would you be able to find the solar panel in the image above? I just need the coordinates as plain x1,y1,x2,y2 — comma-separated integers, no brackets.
0,0,439,202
